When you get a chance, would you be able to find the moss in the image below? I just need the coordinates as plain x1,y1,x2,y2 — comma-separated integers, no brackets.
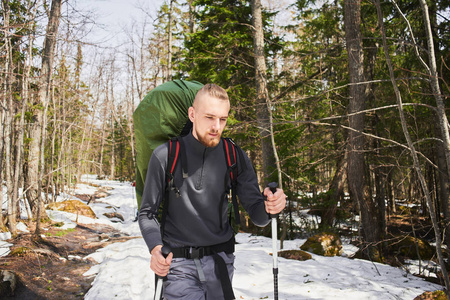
354,245,384,263
9,247,28,257
414,290,447,300
300,232,343,256
389,236,434,260
47,200,96,219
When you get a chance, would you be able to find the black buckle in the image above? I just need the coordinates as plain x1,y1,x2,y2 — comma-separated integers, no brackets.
186,247,204,259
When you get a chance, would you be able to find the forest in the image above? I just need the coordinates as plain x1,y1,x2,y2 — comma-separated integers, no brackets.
1,0,450,294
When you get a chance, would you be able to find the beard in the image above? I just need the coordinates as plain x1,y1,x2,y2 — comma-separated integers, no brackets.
195,128,221,148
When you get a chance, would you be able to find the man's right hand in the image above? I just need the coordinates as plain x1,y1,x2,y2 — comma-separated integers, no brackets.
150,245,173,277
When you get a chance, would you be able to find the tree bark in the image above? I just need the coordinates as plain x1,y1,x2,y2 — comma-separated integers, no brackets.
26,0,61,235
321,152,347,228
344,0,380,245
166,0,174,82
417,0,450,177
436,124,450,246
251,0,275,186
251,0,288,248
418,0,450,253
1,0,17,234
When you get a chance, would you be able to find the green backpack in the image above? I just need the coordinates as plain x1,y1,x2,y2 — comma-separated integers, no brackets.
133,80,203,208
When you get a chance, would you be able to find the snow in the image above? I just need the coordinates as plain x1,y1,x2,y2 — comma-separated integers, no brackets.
2,175,444,299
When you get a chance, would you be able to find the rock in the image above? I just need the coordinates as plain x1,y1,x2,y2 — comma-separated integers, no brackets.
94,191,109,198
94,186,113,199
47,200,97,219
300,232,343,256
414,290,447,300
388,236,434,260
103,212,124,222
278,250,312,261
0,270,17,297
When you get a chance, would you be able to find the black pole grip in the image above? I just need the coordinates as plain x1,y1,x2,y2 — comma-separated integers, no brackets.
161,245,171,258
268,182,278,218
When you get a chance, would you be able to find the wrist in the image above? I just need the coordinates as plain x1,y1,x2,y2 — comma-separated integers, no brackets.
151,244,162,256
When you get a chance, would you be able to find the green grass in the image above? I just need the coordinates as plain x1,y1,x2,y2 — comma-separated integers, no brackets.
45,228,75,237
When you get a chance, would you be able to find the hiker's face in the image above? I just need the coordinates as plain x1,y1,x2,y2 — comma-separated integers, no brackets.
189,95,230,148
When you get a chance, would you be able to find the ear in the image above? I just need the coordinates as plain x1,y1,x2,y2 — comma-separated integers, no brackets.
188,106,195,122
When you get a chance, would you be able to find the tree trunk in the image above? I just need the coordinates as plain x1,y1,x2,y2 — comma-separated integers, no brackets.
418,0,450,177
374,0,450,292
166,0,174,82
26,0,61,235
251,0,275,186
2,0,17,234
251,0,288,248
392,0,450,248
436,124,450,246
418,0,450,252
375,166,387,237
386,170,396,217
321,152,347,228
344,0,380,246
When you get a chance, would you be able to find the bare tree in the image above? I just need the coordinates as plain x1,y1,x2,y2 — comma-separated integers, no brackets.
1,0,16,234
374,0,450,293
166,0,174,82
25,0,62,235
251,0,276,186
417,0,450,250
251,0,288,247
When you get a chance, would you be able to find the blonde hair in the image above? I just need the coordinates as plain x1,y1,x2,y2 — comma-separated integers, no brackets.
194,83,229,105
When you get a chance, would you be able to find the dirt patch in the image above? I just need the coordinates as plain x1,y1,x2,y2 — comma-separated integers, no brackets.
0,221,137,299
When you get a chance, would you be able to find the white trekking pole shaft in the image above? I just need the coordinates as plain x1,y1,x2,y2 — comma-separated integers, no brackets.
154,246,171,300
268,182,279,300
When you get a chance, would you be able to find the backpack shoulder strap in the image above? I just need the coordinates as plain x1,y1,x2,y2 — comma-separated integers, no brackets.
161,137,183,238
167,137,180,183
223,138,238,182
222,137,240,226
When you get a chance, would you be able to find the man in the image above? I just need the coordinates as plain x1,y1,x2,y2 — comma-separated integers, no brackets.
139,83,286,300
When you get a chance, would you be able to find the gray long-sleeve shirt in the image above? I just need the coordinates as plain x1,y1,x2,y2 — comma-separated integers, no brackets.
139,132,270,252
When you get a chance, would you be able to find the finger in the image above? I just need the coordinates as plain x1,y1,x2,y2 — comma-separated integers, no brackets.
151,261,163,276
268,199,286,214
165,252,173,265
158,253,167,264
264,188,278,200
265,187,277,195
152,260,170,276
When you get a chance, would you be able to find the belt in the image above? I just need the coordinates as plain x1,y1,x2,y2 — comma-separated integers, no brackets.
170,237,235,259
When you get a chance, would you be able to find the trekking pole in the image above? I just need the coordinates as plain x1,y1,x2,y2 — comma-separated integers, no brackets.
268,182,279,300
154,245,171,300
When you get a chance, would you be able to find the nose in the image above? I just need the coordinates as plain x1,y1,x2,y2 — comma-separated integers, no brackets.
212,118,220,130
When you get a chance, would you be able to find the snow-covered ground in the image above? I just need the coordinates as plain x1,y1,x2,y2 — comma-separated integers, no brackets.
1,176,443,299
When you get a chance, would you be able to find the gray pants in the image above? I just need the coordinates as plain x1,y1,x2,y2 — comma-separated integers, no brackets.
163,252,235,300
